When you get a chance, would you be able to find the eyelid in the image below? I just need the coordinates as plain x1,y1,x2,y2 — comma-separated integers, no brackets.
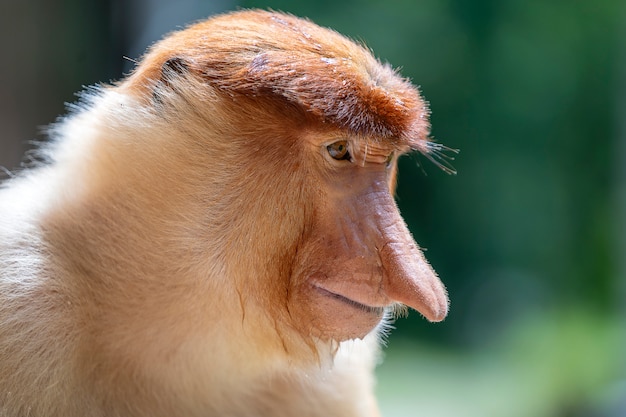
326,140,351,161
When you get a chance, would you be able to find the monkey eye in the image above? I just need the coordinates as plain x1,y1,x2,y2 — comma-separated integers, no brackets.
327,141,351,161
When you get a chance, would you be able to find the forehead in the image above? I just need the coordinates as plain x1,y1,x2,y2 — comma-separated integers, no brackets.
130,10,431,153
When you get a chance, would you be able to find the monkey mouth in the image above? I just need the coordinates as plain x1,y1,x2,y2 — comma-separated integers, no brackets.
314,286,385,317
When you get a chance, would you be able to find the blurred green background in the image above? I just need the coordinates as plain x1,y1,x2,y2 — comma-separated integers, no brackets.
1,1,624,416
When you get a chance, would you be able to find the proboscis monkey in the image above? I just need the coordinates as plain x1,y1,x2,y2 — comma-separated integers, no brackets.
0,10,451,417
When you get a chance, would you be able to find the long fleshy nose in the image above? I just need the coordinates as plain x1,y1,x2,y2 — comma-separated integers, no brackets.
370,181,449,322
378,225,449,322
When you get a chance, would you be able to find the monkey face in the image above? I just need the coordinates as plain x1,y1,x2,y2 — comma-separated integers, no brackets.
119,9,451,346
288,136,448,341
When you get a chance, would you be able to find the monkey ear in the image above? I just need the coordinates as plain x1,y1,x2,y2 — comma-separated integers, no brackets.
153,57,190,103
160,57,190,85
162,57,189,77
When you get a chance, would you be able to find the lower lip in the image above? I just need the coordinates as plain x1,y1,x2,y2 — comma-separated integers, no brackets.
315,286,385,316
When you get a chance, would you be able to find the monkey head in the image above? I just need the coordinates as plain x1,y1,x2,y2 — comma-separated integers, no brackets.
122,10,450,344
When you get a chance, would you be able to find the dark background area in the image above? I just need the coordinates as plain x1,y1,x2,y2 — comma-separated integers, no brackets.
1,1,624,415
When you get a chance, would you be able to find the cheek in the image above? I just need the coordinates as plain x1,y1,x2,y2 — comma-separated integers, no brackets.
286,239,386,342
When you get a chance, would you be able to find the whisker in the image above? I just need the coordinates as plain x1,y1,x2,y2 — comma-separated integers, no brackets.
419,141,459,175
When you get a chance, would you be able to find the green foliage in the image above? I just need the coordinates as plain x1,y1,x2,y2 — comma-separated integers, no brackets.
377,309,625,416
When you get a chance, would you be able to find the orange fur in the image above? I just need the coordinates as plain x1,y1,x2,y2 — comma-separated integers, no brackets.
125,10,430,149
0,10,448,416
